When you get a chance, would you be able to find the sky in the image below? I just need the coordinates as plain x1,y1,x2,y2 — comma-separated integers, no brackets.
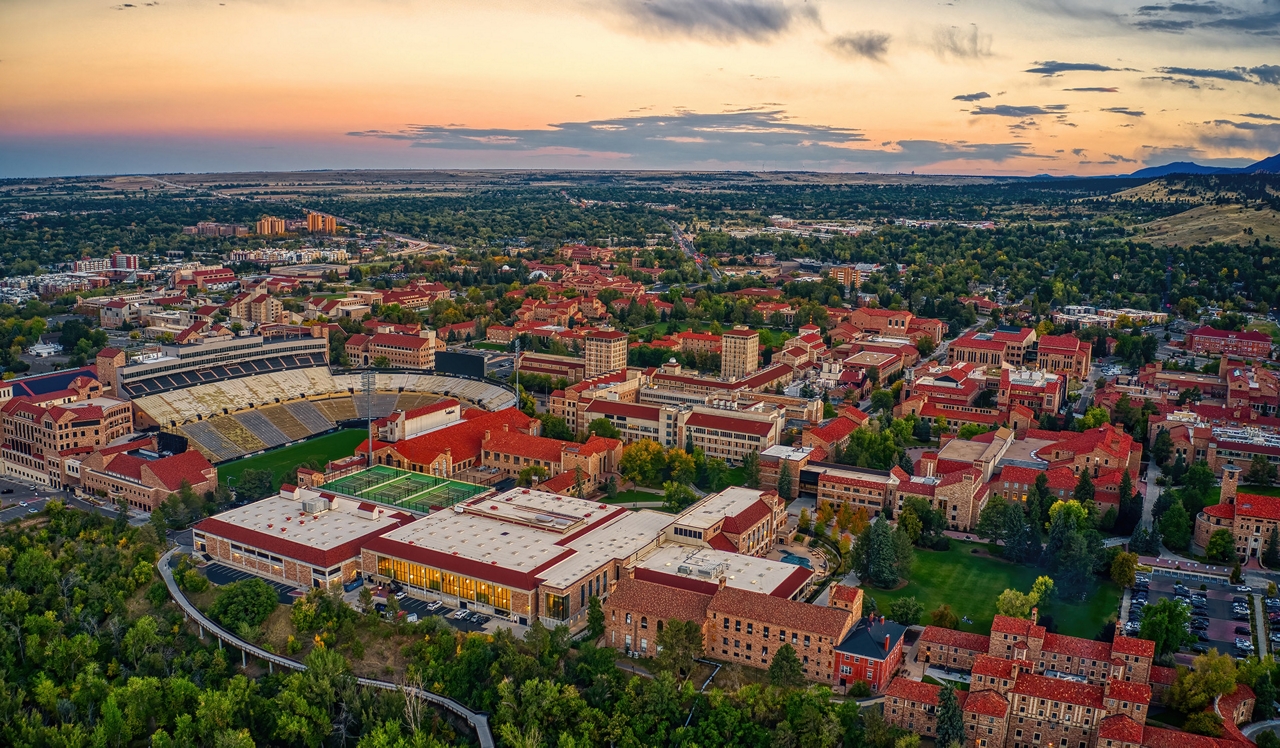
1,0,1279,177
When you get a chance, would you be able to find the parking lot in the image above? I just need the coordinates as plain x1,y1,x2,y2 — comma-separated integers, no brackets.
0,477,53,522
372,583,496,633
1126,574,1255,658
203,563,301,604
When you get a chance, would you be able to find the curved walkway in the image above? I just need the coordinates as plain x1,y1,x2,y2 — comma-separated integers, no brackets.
1243,719,1280,740
157,549,494,748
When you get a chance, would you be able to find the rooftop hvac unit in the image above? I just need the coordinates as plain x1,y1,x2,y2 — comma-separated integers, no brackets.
677,565,692,576
301,498,329,514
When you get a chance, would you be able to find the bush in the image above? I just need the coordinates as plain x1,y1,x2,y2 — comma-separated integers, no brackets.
146,580,170,609
848,680,872,697
180,569,209,593
209,578,278,631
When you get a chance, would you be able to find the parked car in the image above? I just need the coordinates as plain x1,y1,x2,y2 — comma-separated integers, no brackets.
394,591,407,600
452,609,468,619
1232,596,1248,605
406,613,419,623
1236,585,1254,594
1192,644,1210,654
426,600,442,611
1236,626,1252,635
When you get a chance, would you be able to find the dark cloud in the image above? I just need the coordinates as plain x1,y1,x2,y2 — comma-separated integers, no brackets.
829,31,891,62
952,91,991,101
1195,118,1280,152
1064,87,1120,92
1134,18,1197,30
1102,107,1146,117
1107,153,1139,162
1142,74,1218,89
1025,61,1132,76
931,25,994,60
346,109,1053,170
1072,148,1088,156
1155,65,1280,85
1139,143,1259,167
1202,10,1280,36
970,104,1069,117
610,0,819,43
1240,112,1280,121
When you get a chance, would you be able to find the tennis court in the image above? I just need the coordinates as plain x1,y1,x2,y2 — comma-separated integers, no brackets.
323,465,488,512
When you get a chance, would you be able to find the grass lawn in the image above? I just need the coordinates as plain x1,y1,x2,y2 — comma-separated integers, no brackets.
469,341,508,352
607,489,664,504
219,429,369,490
860,540,1121,640
724,466,747,486
1240,484,1280,497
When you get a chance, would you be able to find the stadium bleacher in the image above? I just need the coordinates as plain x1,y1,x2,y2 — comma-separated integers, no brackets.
233,411,290,449
130,367,516,463
122,352,329,398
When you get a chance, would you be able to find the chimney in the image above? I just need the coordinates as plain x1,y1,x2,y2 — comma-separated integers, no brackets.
884,633,891,653
502,423,510,432
718,577,727,591
1030,607,1038,625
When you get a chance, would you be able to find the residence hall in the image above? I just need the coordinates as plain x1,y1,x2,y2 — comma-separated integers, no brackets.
604,575,907,693
1185,326,1273,359
77,436,217,512
1,388,133,488
888,612,1250,748
1194,464,1280,560
949,327,1039,367
343,330,444,369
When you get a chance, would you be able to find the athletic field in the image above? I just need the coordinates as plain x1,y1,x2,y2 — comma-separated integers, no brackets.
323,465,488,513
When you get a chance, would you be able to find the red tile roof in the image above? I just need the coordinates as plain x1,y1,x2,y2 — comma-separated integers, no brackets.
708,585,851,637
101,449,215,491
1106,679,1152,705
1038,334,1086,353
964,689,1009,718
1111,635,1156,659
1236,493,1280,522
829,584,863,607
362,407,534,467
1010,672,1105,708
1149,665,1177,686
684,412,775,437
1098,714,1145,743
1042,632,1111,661
707,532,738,551
991,614,1046,639
721,499,774,535
483,428,571,463
919,626,991,652
972,654,1017,679
1141,725,1242,748
885,677,943,705
604,576,714,622
809,416,858,445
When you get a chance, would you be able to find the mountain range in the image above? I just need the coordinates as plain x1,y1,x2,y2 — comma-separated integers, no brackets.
1126,152,1280,178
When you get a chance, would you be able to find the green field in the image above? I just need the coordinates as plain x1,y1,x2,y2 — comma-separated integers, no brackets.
1240,484,1280,497
218,429,369,490
861,541,1121,640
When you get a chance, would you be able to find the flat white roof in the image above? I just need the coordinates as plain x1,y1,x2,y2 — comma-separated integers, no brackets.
373,488,630,577
541,510,674,589
761,444,813,459
676,486,770,531
636,543,805,596
206,490,403,551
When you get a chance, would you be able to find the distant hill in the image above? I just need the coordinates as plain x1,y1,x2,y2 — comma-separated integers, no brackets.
1124,151,1280,178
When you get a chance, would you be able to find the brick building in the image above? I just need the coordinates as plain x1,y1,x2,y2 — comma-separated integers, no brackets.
1185,326,1273,359
585,329,628,378
950,327,1039,367
1037,334,1092,382
721,327,760,380
344,331,443,369
79,439,218,512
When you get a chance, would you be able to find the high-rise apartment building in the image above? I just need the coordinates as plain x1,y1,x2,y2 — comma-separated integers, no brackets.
585,330,628,378
721,327,760,380
307,212,337,234
256,216,287,235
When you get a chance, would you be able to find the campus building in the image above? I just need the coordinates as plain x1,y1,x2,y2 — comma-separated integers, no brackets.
585,329,628,378
950,327,1039,367
1193,465,1280,560
78,437,218,512
721,327,760,380
1036,334,1092,382
344,330,444,369
888,612,1194,748
1185,327,1273,359
1,391,133,487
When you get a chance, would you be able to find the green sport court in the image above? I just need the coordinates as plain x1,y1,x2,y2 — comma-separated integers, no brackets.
322,465,489,513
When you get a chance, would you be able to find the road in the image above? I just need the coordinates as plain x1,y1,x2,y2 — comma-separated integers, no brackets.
668,220,720,282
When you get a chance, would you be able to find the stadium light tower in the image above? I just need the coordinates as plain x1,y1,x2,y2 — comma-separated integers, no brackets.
361,368,376,468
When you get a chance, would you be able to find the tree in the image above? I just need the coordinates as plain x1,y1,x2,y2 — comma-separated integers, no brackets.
666,448,697,485
867,517,899,588
209,578,278,631
1117,470,1142,533
777,461,793,498
742,449,761,489
586,596,604,640
997,577,1054,618
236,468,275,501
583,417,622,440
1265,527,1280,569
1247,454,1278,487
654,619,703,678
930,604,959,629
936,684,964,748
957,423,988,440
1169,650,1237,713
662,481,698,512
619,440,665,485
888,597,923,626
1110,551,1139,587
1152,429,1173,466
1206,529,1236,562
1183,712,1225,737
1255,672,1278,721
974,495,1012,543
1140,598,1195,657
768,643,806,688
517,464,549,487
537,413,575,441
1159,501,1192,551
1073,471,1095,506
870,389,894,414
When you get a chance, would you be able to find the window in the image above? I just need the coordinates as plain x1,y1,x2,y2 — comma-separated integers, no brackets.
640,617,648,630
625,613,631,624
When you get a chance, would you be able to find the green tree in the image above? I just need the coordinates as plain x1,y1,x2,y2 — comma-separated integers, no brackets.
936,684,964,748
1110,551,1139,587
777,461,793,498
1140,598,1195,658
209,578,278,631
619,439,665,486
742,448,762,488
957,423,988,440
888,596,923,626
1169,649,1237,713
768,643,806,688
1159,501,1192,552
236,468,276,501
1073,471,1095,506
1183,712,1225,737
537,413,575,441
974,495,1011,543
1247,454,1278,487
517,464,549,487
929,604,959,629
1206,529,1236,562
662,481,698,512
586,596,604,640
870,389,895,414
1152,429,1173,466
654,619,703,678
586,417,621,440
867,517,899,588
1265,527,1280,569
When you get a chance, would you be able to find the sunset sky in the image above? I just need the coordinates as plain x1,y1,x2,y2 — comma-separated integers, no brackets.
2,0,1278,177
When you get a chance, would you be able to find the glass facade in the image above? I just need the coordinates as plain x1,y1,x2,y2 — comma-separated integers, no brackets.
545,592,569,621
376,555,512,615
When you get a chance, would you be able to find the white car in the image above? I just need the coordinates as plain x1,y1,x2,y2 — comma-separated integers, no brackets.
452,609,468,619
18,501,26,507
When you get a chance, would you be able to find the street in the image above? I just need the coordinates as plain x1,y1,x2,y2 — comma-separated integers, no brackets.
0,476,146,525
